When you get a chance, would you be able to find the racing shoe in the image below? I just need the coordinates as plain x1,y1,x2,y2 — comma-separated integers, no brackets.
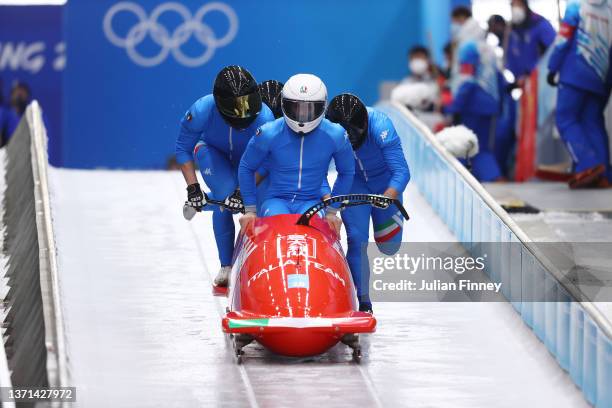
359,301,373,314
568,164,606,189
214,266,232,287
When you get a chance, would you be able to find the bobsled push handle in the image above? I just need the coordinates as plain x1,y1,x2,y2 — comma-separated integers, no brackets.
183,193,245,221
296,194,410,226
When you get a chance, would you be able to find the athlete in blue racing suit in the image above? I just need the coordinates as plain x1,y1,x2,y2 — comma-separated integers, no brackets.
175,66,274,285
547,0,612,188
238,74,354,229
327,94,410,313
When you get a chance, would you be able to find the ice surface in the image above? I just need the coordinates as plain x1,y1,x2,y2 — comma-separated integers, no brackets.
48,169,587,407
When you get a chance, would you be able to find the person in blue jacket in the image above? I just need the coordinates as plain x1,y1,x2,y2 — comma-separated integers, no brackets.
238,74,354,233
1,81,29,146
507,0,556,80
548,0,612,188
327,94,411,314
176,65,274,286
445,41,504,181
494,0,556,175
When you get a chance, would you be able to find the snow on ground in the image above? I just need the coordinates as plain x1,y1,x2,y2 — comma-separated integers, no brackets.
49,168,587,407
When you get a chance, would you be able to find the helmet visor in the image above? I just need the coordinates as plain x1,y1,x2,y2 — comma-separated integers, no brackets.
282,99,326,123
216,92,262,119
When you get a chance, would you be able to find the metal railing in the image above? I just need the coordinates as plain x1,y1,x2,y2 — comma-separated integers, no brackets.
378,101,612,408
1,101,68,397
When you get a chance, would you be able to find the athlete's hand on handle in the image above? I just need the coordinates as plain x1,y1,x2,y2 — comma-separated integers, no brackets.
239,212,257,231
371,196,391,209
224,189,244,213
187,183,205,211
325,210,342,235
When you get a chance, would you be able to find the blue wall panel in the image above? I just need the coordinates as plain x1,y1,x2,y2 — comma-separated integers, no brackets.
63,0,422,168
0,6,63,165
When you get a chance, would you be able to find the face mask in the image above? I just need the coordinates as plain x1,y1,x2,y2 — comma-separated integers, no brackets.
511,6,526,24
409,58,429,76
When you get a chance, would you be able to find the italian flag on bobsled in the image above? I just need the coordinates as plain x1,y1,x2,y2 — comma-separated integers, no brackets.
184,194,409,361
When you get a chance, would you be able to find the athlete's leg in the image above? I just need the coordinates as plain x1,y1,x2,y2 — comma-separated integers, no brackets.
293,199,323,216
372,194,405,254
341,179,373,307
194,142,236,267
581,93,611,182
260,198,291,217
556,84,601,173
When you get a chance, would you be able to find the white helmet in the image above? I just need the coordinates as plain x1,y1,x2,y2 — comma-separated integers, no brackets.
281,73,327,134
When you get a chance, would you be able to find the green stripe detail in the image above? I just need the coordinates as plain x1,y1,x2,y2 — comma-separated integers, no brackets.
374,222,400,237
228,318,270,328
374,218,395,232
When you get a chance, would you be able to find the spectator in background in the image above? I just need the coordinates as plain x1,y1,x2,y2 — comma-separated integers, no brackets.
488,15,507,47
401,46,437,85
451,6,486,50
391,45,443,130
438,43,455,111
440,43,454,80
548,0,612,189
10,81,31,118
445,6,504,182
4,81,31,141
506,0,556,83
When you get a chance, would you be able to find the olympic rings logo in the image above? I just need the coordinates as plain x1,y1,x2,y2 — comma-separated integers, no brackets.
103,2,239,67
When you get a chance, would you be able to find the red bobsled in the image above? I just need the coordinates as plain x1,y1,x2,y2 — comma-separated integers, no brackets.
186,194,408,361
222,212,375,361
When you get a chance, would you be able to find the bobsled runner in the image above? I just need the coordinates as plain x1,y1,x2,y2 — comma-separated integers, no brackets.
184,194,409,361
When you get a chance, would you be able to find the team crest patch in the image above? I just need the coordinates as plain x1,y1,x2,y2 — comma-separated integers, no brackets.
380,130,388,140
256,128,262,136
185,111,193,122
299,85,308,94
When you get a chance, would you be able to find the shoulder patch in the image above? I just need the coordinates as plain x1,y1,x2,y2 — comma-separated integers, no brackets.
256,127,262,136
185,111,193,122
380,130,389,141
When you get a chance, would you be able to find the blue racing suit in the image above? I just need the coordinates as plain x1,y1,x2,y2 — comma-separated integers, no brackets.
335,108,410,305
446,41,503,181
548,0,612,180
175,94,274,266
238,118,355,216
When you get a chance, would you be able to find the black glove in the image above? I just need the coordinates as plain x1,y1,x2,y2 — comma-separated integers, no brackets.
186,183,205,211
224,189,244,213
547,71,558,87
506,81,519,93
372,195,391,209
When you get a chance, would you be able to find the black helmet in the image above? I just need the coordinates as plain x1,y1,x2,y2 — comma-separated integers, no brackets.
258,80,284,119
326,93,368,150
213,65,262,129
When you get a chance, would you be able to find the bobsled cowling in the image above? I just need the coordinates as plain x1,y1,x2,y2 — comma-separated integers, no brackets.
221,214,376,357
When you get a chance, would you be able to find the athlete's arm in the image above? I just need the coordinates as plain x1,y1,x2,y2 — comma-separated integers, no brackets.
330,135,355,198
176,98,210,186
376,118,411,196
238,131,269,213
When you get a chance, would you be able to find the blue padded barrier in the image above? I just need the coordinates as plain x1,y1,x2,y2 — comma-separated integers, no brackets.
378,101,612,408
